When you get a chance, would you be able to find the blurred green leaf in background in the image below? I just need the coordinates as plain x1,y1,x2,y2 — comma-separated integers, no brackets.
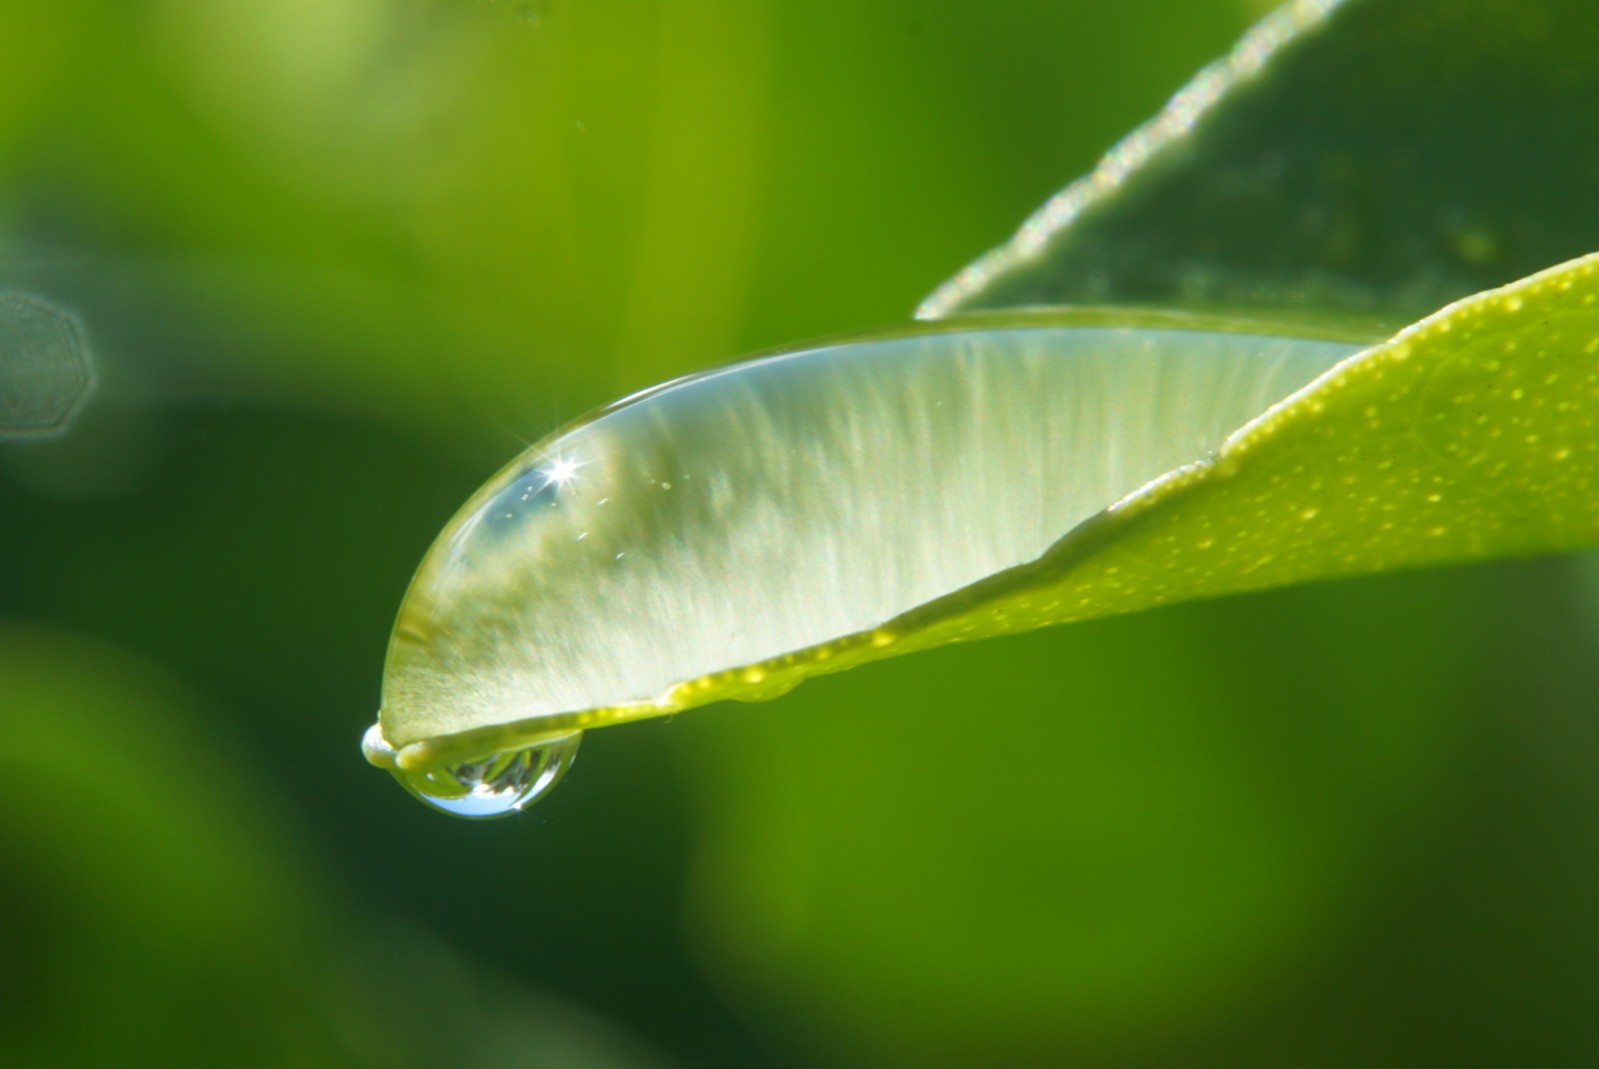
5,1,1599,1067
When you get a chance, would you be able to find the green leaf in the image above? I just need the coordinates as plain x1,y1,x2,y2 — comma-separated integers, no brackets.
918,0,1599,326
665,252,1599,717
374,252,1599,775
892,252,1599,650
367,0,1599,794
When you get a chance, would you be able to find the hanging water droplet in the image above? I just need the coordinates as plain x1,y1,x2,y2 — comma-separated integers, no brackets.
382,730,582,819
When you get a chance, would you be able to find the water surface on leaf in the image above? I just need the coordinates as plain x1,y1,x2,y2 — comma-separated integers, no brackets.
370,316,1361,774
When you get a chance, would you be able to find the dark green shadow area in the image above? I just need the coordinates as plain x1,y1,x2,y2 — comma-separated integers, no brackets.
927,0,1599,327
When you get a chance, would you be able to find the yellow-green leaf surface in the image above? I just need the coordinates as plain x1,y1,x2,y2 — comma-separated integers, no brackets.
677,255,1599,705
382,251,1599,774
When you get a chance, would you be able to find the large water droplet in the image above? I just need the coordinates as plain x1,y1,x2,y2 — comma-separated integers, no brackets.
391,733,582,819
371,318,1369,817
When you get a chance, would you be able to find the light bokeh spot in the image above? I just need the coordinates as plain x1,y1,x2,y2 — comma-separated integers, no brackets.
0,293,95,439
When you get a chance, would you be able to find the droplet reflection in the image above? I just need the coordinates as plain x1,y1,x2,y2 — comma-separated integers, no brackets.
392,733,582,819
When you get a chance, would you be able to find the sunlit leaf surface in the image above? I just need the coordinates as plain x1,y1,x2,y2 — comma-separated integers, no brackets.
376,252,1599,776
10,0,1599,1064
897,253,1599,646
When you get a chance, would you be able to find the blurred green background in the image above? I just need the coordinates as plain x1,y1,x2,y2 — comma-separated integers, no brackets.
5,1,1599,1066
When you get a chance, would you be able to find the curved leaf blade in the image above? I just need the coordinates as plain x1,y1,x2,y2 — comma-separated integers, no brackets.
652,254,1599,726
392,252,1599,770
897,252,1599,651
